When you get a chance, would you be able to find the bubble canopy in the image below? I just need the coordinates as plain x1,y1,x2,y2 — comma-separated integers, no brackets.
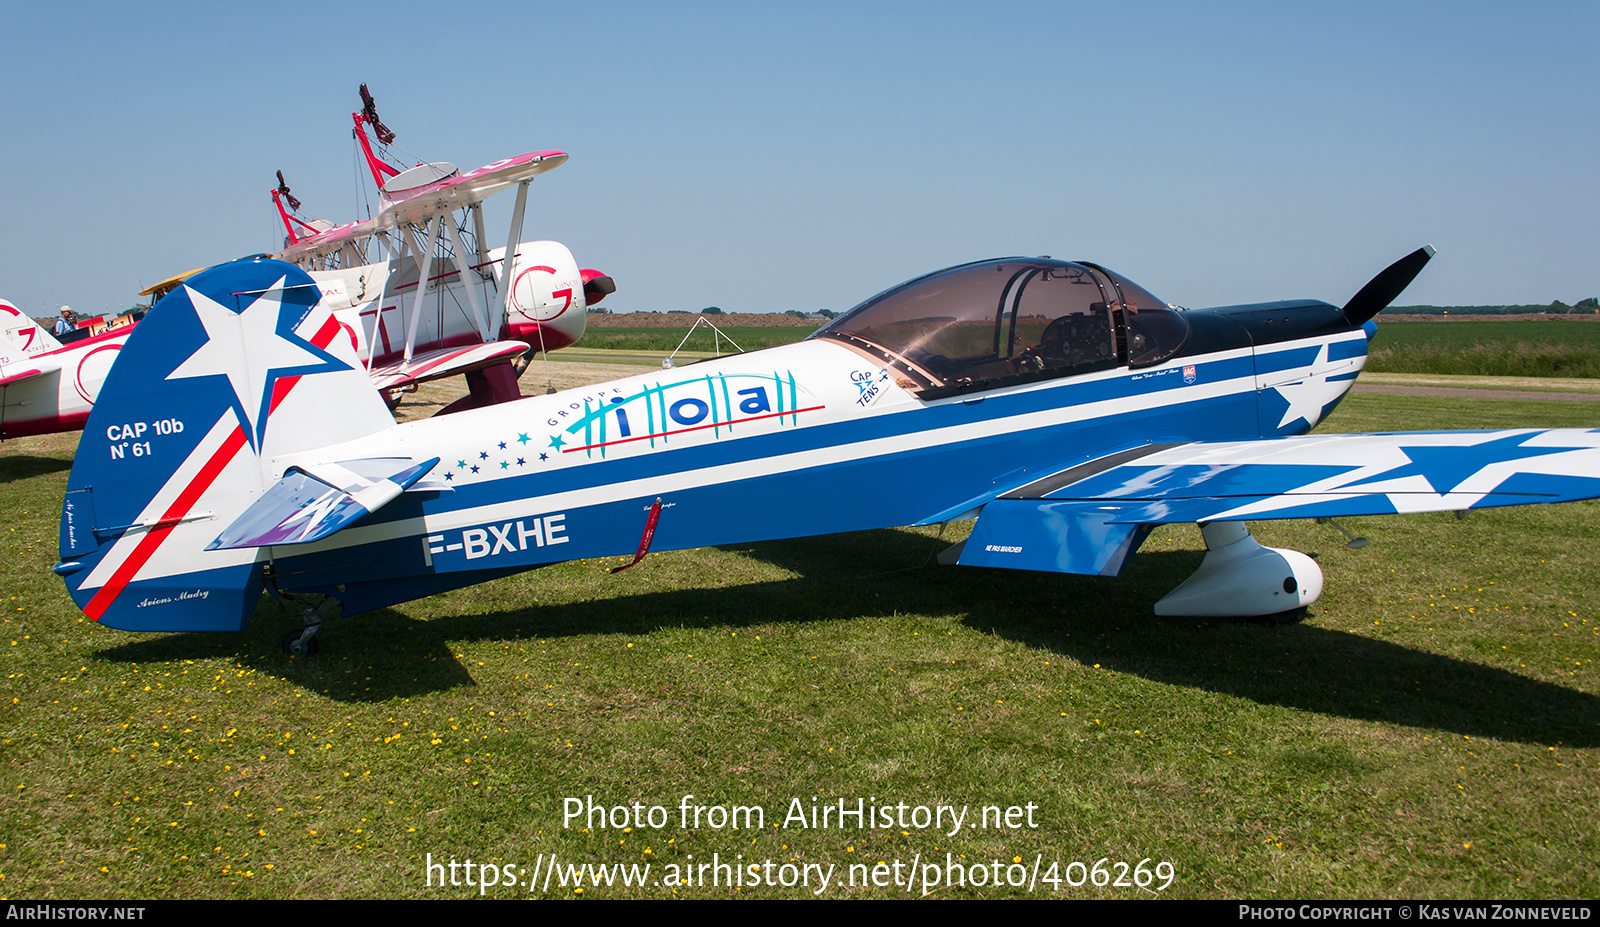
810,258,1189,398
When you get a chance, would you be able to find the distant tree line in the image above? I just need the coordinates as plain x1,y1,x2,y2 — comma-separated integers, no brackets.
586,305,840,318
1385,298,1599,315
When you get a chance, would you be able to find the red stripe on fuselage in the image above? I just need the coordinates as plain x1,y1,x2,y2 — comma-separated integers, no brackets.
32,326,131,360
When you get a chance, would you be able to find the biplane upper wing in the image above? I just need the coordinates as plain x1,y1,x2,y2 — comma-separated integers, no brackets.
375,150,567,226
138,268,208,301
274,150,568,265
274,216,385,265
959,429,1600,576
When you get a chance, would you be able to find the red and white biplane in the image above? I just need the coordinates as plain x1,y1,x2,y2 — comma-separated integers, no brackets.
269,85,614,412
0,299,132,439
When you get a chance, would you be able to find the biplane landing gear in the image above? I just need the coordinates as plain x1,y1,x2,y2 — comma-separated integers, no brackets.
383,384,417,411
282,596,340,656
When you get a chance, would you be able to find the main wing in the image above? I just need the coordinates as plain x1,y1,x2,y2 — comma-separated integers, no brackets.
958,429,1600,575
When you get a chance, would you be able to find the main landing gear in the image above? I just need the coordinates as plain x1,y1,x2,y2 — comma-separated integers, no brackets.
1154,522,1323,620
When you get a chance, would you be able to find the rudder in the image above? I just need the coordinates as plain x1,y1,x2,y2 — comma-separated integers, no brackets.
56,257,394,632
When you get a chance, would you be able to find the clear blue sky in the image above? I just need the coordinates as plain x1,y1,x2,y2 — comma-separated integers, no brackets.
5,1,1596,317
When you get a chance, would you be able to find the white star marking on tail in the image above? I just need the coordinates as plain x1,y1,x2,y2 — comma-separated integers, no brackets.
165,280,334,445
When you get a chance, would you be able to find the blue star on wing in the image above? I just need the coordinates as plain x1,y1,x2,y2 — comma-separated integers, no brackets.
1341,432,1576,495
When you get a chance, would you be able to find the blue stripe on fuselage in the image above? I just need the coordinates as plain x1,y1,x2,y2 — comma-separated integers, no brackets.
344,353,1267,534
268,352,1283,609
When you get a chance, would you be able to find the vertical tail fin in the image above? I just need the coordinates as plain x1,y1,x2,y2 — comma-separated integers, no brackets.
57,257,394,632
0,299,62,368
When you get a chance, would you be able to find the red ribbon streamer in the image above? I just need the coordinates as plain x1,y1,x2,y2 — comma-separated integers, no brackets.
610,498,663,574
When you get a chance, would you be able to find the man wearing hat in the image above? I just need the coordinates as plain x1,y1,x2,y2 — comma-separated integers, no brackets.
52,306,76,336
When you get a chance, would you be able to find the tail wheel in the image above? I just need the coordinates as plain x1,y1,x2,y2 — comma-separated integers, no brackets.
282,630,321,656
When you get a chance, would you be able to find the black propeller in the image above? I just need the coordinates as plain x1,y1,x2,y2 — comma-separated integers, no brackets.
1342,245,1436,325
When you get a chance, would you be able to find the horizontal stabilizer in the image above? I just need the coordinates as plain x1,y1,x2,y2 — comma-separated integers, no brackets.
207,456,439,550
368,342,528,392
0,366,49,388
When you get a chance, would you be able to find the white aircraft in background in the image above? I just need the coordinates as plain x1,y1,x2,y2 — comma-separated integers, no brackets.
0,298,131,439
3,86,616,438
268,84,614,411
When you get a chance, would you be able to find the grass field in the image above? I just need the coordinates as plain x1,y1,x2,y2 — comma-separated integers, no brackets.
1368,321,1600,379
579,318,1600,380
0,366,1596,899
568,326,815,355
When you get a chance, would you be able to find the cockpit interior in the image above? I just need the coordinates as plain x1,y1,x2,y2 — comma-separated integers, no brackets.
810,258,1191,399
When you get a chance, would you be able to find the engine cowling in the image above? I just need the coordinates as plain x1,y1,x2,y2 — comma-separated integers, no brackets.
501,241,588,353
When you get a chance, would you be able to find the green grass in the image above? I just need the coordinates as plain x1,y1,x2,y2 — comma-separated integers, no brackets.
0,383,1596,899
583,319,1600,379
1368,321,1600,378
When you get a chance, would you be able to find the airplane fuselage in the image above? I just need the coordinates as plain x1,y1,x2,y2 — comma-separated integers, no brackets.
257,302,1368,615
310,239,587,383
68,254,1476,635
0,326,131,439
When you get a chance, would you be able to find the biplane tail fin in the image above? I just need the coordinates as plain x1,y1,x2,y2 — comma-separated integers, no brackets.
56,257,395,633
0,298,61,364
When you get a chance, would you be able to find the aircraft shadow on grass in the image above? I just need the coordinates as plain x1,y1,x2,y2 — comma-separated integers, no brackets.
0,454,72,484
93,526,1599,748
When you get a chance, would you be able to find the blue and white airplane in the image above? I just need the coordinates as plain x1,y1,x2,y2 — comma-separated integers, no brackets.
54,248,1600,651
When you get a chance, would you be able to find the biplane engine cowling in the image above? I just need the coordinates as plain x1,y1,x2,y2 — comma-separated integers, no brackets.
502,241,588,353
1153,522,1323,618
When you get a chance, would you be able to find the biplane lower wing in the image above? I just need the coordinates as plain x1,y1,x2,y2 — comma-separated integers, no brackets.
366,341,528,393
